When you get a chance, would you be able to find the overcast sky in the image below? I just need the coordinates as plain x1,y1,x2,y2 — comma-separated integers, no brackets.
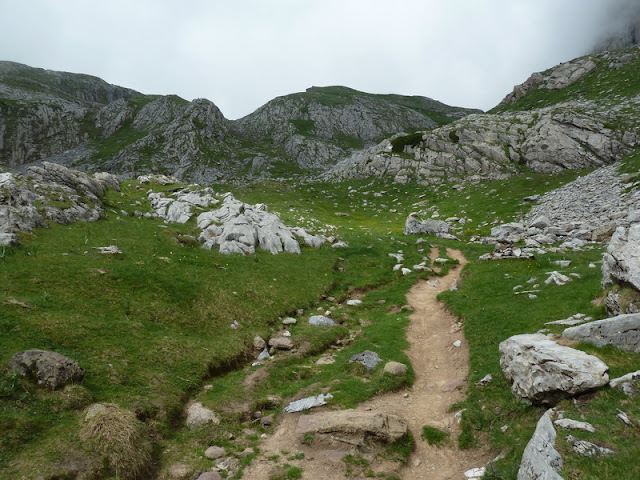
0,1,636,119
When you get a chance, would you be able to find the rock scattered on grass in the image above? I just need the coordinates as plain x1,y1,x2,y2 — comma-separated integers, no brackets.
7,349,84,390
350,350,382,371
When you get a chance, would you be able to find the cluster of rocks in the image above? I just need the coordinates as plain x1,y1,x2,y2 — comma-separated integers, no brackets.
500,311,640,405
0,162,119,246
500,315,640,477
481,165,640,252
197,193,328,255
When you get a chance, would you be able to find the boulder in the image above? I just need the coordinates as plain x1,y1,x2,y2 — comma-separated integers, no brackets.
499,334,609,404
296,410,408,444
7,349,84,390
517,410,563,480
404,213,450,235
197,194,306,256
490,223,525,243
562,313,640,353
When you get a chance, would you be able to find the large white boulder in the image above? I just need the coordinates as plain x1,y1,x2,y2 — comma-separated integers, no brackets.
499,333,609,404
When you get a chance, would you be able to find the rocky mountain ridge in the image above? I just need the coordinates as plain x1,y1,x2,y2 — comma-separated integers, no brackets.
0,63,479,183
326,48,640,184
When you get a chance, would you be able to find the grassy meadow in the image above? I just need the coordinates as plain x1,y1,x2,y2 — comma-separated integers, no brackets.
1,165,639,479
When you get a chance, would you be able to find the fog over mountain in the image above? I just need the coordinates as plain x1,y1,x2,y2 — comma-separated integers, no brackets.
0,1,638,119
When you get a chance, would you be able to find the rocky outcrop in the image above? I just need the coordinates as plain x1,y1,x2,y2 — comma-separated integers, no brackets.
327,97,639,184
196,193,325,255
0,61,140,167
499,333,609,404
562,314,640,353
7,349,85,390
327,49,640,185
517,410,563,480
499,57,597,106
0,162,119,246
404,213,450,236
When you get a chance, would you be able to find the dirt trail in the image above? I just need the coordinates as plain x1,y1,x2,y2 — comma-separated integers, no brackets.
242,248,493,479
358,248,494,479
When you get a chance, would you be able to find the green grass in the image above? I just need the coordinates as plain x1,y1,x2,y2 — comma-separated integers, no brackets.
420,425,450,446
2,165,639,479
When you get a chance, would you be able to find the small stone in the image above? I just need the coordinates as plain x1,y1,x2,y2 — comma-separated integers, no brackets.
476,374,493,386
186,402,220,429
239,448,254,457
253,336,266,350
282,317,297,325
261,414,275,427
453,340,462,347
346,299,362,306
268,337,294,350
566,435,614,457
383,361,408,376
309,315,335,327
204,446,226,459
554,418,595,432
197,473,222,480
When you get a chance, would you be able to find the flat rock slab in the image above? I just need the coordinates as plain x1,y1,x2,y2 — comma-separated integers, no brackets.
517,410,563,480
296,410,408,444
7,349,84,390
499,334,609,404
562,313,640,353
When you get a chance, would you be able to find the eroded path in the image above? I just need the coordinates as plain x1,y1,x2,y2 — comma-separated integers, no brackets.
243,248,493,479
358,248,493,479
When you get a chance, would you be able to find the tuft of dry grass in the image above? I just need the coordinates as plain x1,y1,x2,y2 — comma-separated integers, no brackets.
80,403,152,479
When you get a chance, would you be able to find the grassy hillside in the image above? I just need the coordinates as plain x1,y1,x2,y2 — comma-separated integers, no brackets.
492,47,640,113
1,160,639,479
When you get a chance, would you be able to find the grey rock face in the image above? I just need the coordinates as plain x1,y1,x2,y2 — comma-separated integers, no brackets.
501,57,597,106
517,410,563,480
499,334,609,404
562,313,640,353
7,349,85,390
602,225,640,291
0,162,118,245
